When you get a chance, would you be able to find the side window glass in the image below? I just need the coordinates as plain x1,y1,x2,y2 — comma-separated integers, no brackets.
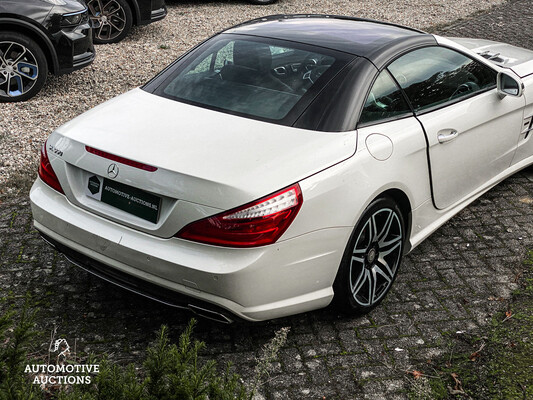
359,70,412,125
185,54,213,76
388,46,497,112
270,46,293,56
214,41,234,70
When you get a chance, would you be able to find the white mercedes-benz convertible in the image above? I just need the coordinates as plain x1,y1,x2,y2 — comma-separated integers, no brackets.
30,15,533,322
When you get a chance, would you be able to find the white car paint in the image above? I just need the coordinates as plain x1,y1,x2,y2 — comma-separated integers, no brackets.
418,87,525,209
447,37,533,78
55,89,357,211
30,31,533,322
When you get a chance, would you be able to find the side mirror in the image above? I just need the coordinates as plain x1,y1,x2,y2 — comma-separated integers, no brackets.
497,72,523,98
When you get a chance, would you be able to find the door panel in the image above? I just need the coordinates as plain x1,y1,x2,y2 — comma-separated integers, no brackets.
417,90,525,209
511,75,533,166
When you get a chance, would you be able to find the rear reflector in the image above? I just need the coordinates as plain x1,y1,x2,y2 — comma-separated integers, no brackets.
176,184,303,248
38,142,64,194
86,146,157,172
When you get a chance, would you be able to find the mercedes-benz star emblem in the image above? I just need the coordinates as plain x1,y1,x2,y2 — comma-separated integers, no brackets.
107,163,119,179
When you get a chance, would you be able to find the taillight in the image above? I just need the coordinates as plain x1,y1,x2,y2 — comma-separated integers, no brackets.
176,184,303,248
38,142,64,194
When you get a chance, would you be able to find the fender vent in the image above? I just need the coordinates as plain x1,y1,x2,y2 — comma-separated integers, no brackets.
523,116,533,140
477,50,509,65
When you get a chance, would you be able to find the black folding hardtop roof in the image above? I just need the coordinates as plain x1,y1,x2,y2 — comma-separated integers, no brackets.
225,15,436,68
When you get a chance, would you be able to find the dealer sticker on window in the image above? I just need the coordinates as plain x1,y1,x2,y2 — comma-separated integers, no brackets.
85,175,161,223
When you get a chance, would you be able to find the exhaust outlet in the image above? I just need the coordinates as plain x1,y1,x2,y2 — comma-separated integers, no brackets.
188,304,233,324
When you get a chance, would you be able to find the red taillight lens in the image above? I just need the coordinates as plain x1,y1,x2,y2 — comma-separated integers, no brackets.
38,142,64,194
176,184,303,248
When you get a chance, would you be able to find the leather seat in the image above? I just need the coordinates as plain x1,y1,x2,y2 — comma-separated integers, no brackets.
220,41,290,92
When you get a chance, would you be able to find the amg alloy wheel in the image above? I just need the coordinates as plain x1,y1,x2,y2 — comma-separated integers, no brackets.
0,32,47,102
334,197,405,313
88,0,133,44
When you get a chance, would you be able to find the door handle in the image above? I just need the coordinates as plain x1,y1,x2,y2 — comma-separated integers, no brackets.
437,129,459,144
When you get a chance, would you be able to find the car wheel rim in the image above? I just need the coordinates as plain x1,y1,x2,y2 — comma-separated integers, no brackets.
0,41,39,98
88,0,127,42
349,208,402,307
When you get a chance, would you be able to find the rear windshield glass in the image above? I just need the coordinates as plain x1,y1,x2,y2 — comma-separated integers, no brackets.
150,35,344,121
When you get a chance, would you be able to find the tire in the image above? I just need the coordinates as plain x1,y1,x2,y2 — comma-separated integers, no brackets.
0,32,48,103
333,197,405,314
88,0,133,44
248,0,277,4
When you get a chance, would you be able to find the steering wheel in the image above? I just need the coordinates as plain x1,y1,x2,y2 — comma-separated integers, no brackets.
301,56,318,72
300,55,319,81
368,92,397,110
303,65,330,84
449,81,480,100
394,73,408,85
300,54,333,84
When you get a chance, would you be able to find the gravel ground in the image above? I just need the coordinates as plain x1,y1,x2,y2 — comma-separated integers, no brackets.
0,0,507,195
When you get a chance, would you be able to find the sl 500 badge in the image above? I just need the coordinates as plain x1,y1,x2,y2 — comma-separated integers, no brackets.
48,144,63,157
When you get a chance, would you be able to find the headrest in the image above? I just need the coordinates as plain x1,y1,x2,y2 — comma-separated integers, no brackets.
233,41,272,72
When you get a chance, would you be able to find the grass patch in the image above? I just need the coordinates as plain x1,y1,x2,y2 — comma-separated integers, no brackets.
407,250,533,399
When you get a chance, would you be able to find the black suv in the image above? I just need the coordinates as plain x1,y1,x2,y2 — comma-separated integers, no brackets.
87,0,167,44
0,0,95,102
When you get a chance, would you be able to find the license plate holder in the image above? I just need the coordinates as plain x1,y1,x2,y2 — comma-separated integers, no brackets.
86,175,161,223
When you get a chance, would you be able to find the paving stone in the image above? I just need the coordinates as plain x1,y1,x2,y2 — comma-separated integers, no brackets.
1,2,533,398
300,343,343,358
327,353,370,370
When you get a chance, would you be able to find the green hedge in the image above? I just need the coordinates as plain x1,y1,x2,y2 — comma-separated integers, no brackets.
0,298,288,400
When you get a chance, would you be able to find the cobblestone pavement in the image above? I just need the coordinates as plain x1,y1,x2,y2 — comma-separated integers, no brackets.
434,0,533,50
2,1,533,399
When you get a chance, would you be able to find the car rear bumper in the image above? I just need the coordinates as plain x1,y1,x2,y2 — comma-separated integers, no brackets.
30,179,348,322
38,230,237,323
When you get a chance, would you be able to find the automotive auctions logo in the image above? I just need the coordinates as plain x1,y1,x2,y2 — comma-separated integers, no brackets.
25,337,99,386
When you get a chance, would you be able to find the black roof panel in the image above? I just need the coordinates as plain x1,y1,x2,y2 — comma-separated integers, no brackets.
226,15,432,61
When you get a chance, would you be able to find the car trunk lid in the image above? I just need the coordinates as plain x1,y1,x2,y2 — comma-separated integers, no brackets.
50,88,356,236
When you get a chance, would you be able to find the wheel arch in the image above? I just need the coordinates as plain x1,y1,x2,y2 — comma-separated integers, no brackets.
124,0,141,25
0,18,59,74
370,188,413,253
332,190,410,313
